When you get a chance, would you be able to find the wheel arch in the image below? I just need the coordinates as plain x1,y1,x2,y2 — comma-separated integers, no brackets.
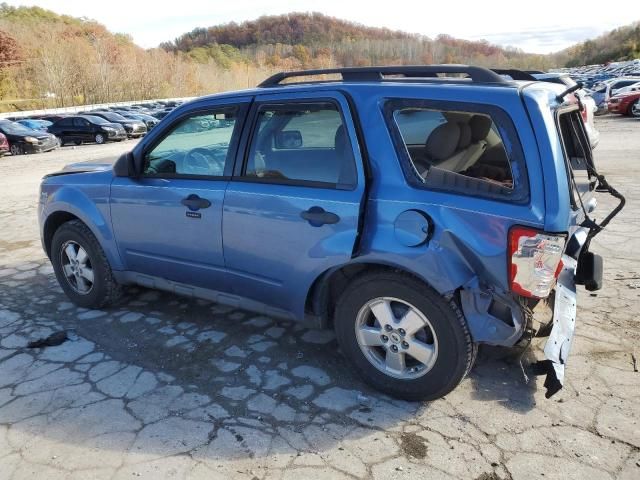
42,185,124,271
43,210,80,258
305,260,442,329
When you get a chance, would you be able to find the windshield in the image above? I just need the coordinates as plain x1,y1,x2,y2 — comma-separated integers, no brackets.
80,115,109,125
0,121,39,135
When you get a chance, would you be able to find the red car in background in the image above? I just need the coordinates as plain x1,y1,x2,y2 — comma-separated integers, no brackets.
0,133,9,157
607,91,640,117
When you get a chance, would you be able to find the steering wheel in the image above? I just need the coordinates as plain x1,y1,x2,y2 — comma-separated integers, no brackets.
184,147,224,176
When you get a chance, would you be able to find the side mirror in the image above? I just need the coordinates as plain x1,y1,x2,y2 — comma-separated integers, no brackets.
275,130,303,149
113,151,135,177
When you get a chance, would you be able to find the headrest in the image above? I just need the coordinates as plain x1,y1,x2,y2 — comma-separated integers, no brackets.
457,122,472,149
425,122,460,161
470,115,492,142
334,124,348,151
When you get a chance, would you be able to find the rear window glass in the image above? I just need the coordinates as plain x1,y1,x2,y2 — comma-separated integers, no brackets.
557,109,595,206
392,107,513,189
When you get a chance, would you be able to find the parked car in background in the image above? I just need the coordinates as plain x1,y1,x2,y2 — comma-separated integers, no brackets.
16,119,53,131
38,65,624,400
151,110,172,120
86,111,147,138
0,120,58,155
0,133,9,157
614,81,640,96
48,115,127,145
532,73,600,148
607,90,640,117
31,114,69,123
113,111,160,131
590,77,640,114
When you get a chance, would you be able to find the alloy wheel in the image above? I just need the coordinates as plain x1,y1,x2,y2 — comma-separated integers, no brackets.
355,297,439,380
10,144,22,155
60,240,95,294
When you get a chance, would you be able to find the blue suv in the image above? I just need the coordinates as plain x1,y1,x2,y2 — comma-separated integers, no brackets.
39,66,623,400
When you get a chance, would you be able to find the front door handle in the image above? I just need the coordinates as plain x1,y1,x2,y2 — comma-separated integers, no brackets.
181,194,211,211
300,206,340,227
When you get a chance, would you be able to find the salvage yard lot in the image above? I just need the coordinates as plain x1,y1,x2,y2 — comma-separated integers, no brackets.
0,117,638,479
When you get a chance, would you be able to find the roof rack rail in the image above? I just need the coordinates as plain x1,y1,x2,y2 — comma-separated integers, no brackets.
258,65,509,87
490,69,538,81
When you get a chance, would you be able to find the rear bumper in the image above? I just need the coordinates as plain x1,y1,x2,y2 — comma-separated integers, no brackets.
542,255,578,396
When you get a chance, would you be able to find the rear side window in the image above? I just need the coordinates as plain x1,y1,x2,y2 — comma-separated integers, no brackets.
385,99,528,202
243,102,356,188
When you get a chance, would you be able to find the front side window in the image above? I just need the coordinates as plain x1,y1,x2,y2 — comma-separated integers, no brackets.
385,100,528,202
244,102,356,187
143,109,238,178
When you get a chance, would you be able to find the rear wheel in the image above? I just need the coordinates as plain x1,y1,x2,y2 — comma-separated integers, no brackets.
334,271,476,401
51,220,122,309
9,143,23,156
94,133,105,144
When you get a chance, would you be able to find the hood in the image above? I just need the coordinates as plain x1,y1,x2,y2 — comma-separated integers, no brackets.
62,158,117,172
42,158,119,178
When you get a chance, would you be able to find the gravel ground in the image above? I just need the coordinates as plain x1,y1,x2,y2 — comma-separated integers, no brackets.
0,117,638,479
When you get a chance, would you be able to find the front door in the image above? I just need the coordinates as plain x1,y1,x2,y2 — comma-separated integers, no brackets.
110,103,247,290
73,117,92,142
222,92,365,318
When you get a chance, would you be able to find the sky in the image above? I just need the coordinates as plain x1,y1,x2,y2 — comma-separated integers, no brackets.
5,0,637,53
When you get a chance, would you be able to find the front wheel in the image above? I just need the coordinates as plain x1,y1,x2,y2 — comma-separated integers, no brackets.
51,220,122,309
334,271,476,401
630,99,640,118
94,133,105,144
10,143,23,156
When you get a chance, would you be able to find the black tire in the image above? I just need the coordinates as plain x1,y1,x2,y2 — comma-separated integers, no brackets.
56,136,65,147
74,140,82,146
630,99,640,118
51,220,122,309
334,271,476,401
94,133,105,144
9,143,23,156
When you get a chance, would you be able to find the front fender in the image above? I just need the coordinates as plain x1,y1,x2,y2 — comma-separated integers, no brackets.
42,180,123,270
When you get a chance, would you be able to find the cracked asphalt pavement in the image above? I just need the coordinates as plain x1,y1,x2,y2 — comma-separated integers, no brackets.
0,117,639,479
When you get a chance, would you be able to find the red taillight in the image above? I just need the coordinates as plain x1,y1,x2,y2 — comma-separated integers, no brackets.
508,226,566,298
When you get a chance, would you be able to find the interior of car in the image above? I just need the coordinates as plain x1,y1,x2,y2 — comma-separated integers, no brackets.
245,104,357,187
394,108,514,188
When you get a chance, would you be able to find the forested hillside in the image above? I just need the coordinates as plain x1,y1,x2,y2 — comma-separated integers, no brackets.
559,22,640,67
0,4,638,113
0,3,205,111
162,13,552,71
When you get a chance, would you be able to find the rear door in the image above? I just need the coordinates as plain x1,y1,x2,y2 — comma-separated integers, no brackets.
222,91,365,318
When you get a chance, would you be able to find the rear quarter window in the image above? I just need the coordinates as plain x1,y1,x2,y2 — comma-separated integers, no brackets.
384,99,529,203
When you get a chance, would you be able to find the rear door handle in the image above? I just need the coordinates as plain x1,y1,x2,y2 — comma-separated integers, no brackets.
181,194,211,211
300,206,340,227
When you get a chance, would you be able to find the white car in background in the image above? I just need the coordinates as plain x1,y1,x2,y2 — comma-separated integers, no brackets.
613,81,640,96
533,73,600,149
